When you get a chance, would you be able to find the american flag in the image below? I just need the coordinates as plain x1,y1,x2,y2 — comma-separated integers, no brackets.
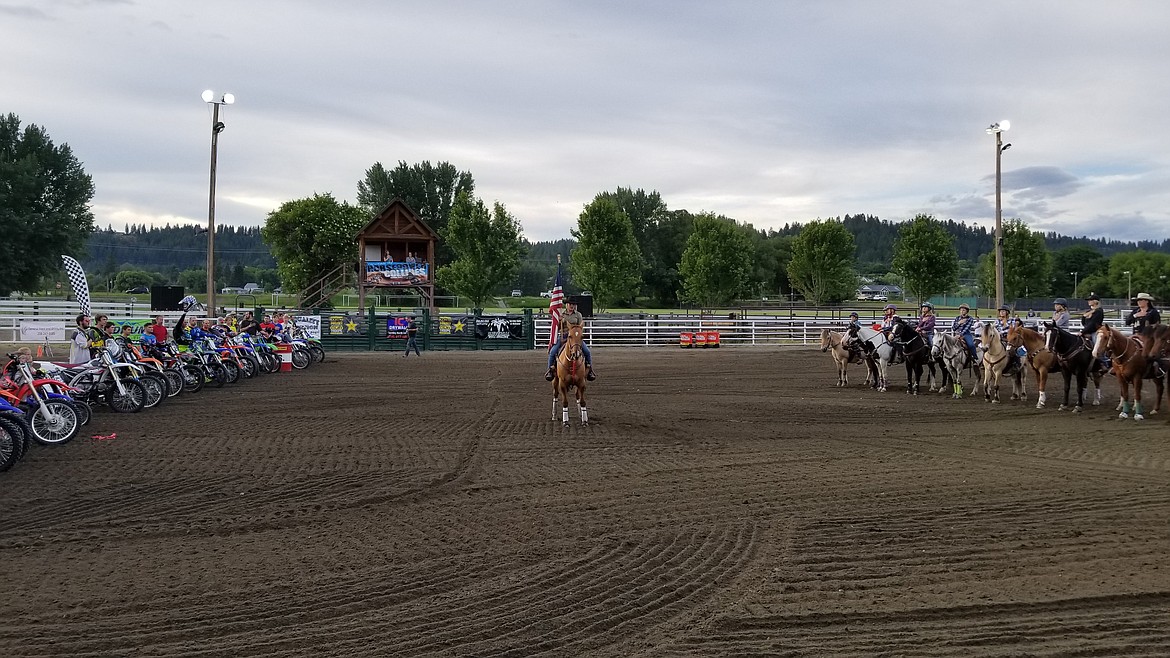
547,261,564,350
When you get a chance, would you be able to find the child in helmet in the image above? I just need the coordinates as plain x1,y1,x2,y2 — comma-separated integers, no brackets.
1051,298,1070,330
917,302,936,346
951,303,979,364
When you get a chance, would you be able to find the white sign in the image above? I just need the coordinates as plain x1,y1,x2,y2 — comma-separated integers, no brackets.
294,315,321,340
20,321,65,342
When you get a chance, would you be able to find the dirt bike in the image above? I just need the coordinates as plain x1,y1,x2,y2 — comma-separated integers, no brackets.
48,347,148,413
0,396,30,472
1,354,82,445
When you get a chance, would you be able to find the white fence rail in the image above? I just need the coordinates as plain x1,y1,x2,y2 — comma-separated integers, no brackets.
1,298,1127,347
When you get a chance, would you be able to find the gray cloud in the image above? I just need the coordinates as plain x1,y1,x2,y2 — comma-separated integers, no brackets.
3,1,1170,242
0,4,51,19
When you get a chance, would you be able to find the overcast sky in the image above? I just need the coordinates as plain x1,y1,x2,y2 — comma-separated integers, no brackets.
4,0,1169,243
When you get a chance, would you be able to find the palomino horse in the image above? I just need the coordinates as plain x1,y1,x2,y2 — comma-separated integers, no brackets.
1041,321,1105,412
931,332,982,399
1094,324,1156,420
977,321,1026,403
845,324,895,392
552,324,589,426
820,329,870,387
1006,324,1060,409
888,318,932,395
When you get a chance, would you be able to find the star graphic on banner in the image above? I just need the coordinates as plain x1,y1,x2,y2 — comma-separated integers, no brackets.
453,320,465,332
346,319,358,332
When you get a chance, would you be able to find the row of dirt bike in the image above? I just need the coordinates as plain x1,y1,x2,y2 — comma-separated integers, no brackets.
0,331,325,473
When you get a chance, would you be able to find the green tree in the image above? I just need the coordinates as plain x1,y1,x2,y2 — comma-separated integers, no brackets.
1108,250,1170,301
1051,245,1108,298
114,269,154,291
356,160,475,266
261,193,366,292
434,192,524,308
178,268,207,293
0,113,95,295
976,219,1052,301
787,219,858,304
679,214,755,307
642,210,694,304
891,214,960,305
570,197,643,310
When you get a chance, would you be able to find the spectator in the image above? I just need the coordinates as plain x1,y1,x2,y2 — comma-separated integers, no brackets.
148,315,168,343
69,314,98,363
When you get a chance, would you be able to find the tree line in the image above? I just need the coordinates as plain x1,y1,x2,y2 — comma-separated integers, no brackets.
7,111,1170,306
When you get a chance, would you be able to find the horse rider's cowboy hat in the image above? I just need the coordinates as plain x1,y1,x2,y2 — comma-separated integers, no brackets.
1086,292,1101,301
1053,298,1068,307
1136,292,1155,302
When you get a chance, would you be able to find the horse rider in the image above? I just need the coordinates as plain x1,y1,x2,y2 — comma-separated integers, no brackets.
951,303,979,364
1125,292,1161,336
880,304,897,332
844,311,865,361
994,305,1027,365
1079,292,1109,372
1081,293,1104,344
916,302,937,347
545,300,596,382
1051,298,1070,331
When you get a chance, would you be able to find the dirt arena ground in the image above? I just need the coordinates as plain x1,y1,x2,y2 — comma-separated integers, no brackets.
2,348,1169,657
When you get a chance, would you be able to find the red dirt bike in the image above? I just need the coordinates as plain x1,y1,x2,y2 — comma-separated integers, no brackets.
1,354,83,445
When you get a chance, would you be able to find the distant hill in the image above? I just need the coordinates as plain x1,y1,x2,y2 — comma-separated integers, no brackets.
82,218,1170,278
83,224,275,272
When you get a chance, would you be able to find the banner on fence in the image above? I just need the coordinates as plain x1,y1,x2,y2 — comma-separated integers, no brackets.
19,321,64,342
475,315,525,340
329,314,360,335
294,315,321,339
387,316,410,336
438,315,472,335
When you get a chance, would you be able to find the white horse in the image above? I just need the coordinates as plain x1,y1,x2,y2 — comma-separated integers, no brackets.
978,321,1027,403
846,324,896,392
820,329,870,387
931,331,983,399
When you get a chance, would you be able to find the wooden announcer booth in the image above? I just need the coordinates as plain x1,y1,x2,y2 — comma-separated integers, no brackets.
356,199,439,313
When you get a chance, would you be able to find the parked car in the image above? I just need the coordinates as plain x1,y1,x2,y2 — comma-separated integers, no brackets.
511,289,522,297
873,294,888,301
539,291,552,298
243,283,264,293
124,285,149,294
273,287,283,294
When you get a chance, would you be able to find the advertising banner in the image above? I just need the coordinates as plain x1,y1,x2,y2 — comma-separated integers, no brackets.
387,316,410,337
364,261,428,287
294,315,321,339
329,314,361,335
475,315,525,340
19,322,65,343
438,316,472,336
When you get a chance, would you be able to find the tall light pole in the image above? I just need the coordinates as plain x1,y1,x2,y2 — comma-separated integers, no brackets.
1123,270,1132,301
1070,271,1078,298
203,89,235,318
986,120,1011,309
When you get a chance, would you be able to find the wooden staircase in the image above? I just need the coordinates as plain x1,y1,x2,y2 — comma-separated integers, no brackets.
298,262,357,310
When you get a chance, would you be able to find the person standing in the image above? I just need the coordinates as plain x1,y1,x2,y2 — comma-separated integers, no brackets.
147,315,168,343
69,314,98,363
403,316,422,357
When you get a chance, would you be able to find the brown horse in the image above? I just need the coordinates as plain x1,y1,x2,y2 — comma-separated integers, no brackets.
820,329,869,387
1006,324,1059,409
1094,324,1158,420
978,321,1026,403
552,324,589,426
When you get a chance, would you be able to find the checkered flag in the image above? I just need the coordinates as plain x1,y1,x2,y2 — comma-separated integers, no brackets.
61,254,91,317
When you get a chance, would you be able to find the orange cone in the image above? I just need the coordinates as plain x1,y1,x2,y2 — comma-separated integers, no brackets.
36,345,43,358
